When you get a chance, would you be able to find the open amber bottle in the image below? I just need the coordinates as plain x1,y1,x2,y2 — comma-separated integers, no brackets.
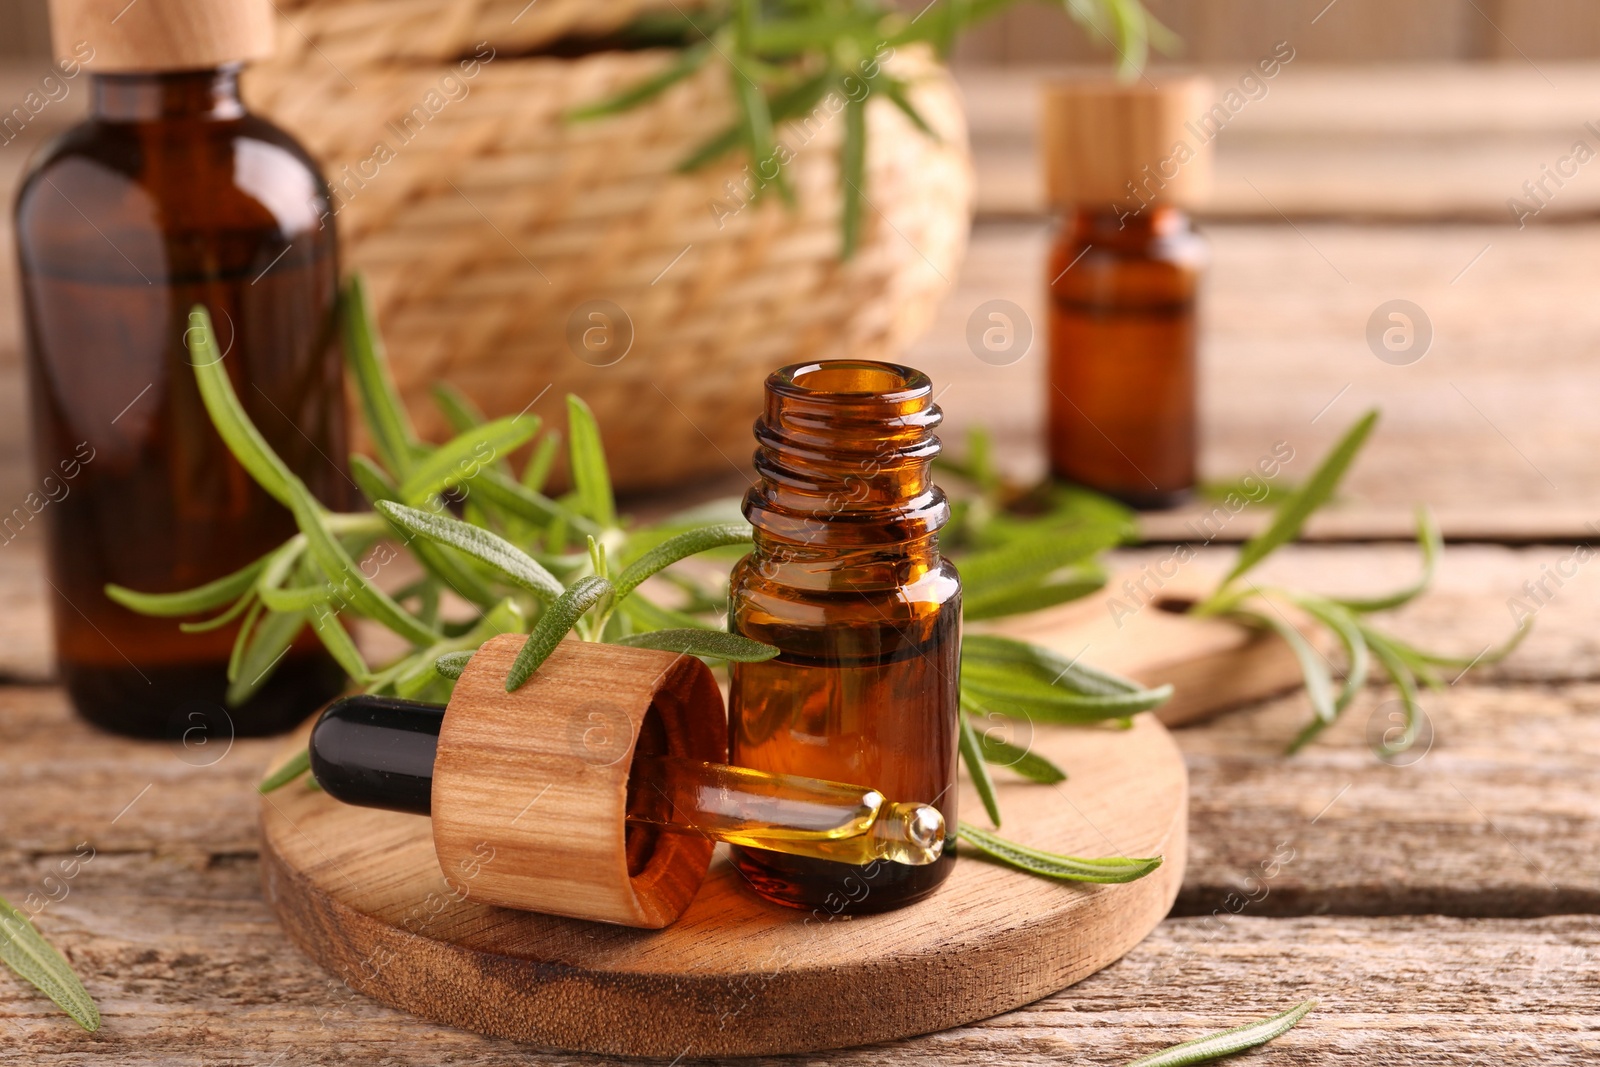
1040,77,1212,508
15,0,348,736
727,361,961,913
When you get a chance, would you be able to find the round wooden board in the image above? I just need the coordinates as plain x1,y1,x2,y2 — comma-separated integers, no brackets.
259,715,1187,1058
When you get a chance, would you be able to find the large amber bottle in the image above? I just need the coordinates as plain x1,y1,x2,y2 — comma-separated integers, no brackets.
1040,77,1212,508
14,0,347,736
727,361,961,914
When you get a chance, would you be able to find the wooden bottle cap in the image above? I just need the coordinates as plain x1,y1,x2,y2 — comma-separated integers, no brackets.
431,635,728,929
51,0,275,72
1039,75,1214,210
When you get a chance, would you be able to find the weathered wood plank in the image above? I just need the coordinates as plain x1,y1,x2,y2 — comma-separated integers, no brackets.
2,860,1594,1067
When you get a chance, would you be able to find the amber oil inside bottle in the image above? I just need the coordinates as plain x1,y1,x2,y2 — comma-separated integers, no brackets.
15,68,348,736
727,360,961,914
1047,204,1208,509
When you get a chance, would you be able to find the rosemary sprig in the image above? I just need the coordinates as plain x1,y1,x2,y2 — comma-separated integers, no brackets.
1191,410,1530,756
0,895,99,1032
567,0,1174,257
1120,999,1317,1067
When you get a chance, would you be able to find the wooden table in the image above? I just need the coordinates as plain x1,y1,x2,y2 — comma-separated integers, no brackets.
3,62,1599,1064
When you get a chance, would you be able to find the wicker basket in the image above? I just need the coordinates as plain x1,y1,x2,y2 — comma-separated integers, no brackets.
247,1,972,491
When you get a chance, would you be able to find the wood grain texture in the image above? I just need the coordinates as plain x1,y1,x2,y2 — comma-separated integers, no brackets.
258,712,1187,1056
50,0,275,71
4,868,1595,1066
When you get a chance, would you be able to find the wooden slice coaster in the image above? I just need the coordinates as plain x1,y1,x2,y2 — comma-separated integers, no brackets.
259,713,1186,1057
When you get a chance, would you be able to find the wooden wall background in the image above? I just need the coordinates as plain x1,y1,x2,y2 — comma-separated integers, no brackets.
6,0,1600,62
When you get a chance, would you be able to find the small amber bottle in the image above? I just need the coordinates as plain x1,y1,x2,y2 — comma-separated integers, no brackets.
1040,77,1213,509
727,361,961,914
15,0,348,736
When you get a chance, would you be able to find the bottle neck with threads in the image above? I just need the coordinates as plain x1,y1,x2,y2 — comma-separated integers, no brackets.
90,66,247,122
744,361,949,583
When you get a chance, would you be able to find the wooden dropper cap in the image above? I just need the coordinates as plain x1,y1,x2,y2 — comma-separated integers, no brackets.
429,635,727,929
50,0,275,72
1039,75,1215,210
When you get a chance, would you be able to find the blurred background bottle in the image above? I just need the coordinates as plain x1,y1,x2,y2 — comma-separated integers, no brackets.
1040,76,1212,509
14,0,348,737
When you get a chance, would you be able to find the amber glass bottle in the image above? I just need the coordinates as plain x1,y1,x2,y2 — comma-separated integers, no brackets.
15,0,348,736
1046,205,1208,507
727,361,961,914
1040,77,1213,509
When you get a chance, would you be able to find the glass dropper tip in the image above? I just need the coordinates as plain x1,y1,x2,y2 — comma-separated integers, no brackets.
872,801,946,866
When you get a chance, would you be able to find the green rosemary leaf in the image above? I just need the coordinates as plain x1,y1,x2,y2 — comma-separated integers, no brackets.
613,522,752,600
521,431,561,493
567,41,712,120
620,593,719,632
961,633,1159,700
253,534,313,606
960,675,1172,722
1203,409,1379,602
178,586,259,633
435,650,474,680
678,125,742,172
398,416,541,505
1403,617,1531,670
1279,593,1368,754
987,741,1068,784
340,276,418,477
505,576,613,692
957,823,1162,883
1120,999,1317,1067
295,498,437,645
259,745,311,793
461,466,599,537
0,896,99,1031
1228,606,1336,725
881,77,939,141
966,701,1068,783
431,381,491,433
958,521,1130,601
961,562,1107,621
958,707,1003,827
106,552,265,617
227,599,265,684
376,501,563,602
1359,624,1429,756
840,92,866,258
612,628,778,661
226,608,306,707
1282,592,1369,713
565,395,617,529
730,60,793,207
187,307,298,506
307,605,371,684
349,453,398,504
677,69,832,173
355,458,501,610
1334,505,1441,614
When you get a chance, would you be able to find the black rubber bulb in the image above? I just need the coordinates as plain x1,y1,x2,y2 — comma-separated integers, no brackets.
308,695,446,816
